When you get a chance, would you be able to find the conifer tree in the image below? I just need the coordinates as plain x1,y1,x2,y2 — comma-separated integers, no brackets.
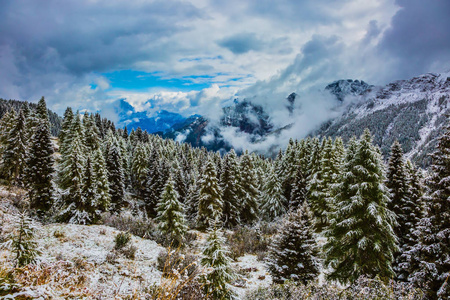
59,133,85,223
309,137,333,231
83,113,101,151
386,141,416,279
324,129,398,284
260,166,286,221
143,148,163,217
0,109,16,160
201,228,236,300
36,96,48,121
26,122,54,213
197,158,223,229
408,123,450,299
91,147,110,212
185,169,200,222
130,142,148,198
289,163,308,210
266,203,320,284
172,160,188,204
2,109,28,185
58,107,74,156
106,141,125,212
220,149,241,228
239,153,259,224
156,176,187,245
3,213,40,267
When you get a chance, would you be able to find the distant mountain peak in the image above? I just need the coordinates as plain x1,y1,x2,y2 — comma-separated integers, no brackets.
325,79,373,101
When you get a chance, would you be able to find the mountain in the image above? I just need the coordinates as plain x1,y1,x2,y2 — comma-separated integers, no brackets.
116,99,200,134
315,72,450,167
325,79,373,101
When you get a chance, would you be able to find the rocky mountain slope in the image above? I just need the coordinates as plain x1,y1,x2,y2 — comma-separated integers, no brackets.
315,72,450,167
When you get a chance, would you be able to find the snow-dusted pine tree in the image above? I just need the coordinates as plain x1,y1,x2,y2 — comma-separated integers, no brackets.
260,166,286,221
239,152,259,224
408,123,450,299
130,142,148,198
91,147,110,212
200,228,236,300
386,141,420,280
156,176,187,245
26,122,54,213
58,107,74,157
2,109,28,185
324,129,398,284
220,149,241,228
197,157,223,229
106,141,125,212
59,132,86,223
289,163,308,211
266,203,320,284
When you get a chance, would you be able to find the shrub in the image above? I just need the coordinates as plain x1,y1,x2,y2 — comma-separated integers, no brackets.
245,277,425,300
121,245,137,260
225,225,272,260
102,211,155,239
156,248,199,278
114,232,131,250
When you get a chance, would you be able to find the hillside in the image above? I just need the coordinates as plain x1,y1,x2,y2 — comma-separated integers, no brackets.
315,72,450,167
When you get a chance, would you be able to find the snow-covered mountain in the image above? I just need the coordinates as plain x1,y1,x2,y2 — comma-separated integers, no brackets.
119,72,449,166
315,72,450,167
116,99,200,134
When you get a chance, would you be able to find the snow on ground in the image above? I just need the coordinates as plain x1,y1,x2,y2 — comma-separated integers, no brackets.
231,254,272,299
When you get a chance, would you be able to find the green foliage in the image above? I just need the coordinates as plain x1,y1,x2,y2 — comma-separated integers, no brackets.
197,158,223,229
114,231,131,250
200,228,237,300
324,130,398,284
266,203,319,284
1,213,40,268
156,176,188,246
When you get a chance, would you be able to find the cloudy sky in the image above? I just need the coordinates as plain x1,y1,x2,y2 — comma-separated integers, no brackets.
0,0,449,121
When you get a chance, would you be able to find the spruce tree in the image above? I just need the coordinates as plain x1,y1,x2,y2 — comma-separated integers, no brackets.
239,153,259,224
289,163,308,211
200,228,236,300
266,203,320,284
3,213,40,267
58,107,74,157
260,166,286,221
324,129,398,284
91,147,111,212
386,141,416,280
59,133,85,223
2,109,28,185
0,109,16,160
106,142,125,212
156,176,188,245
26,123,54,213
130,142,148,198
408,123,450,299
220,149,241,228
197,158,223,229
396,160,424,281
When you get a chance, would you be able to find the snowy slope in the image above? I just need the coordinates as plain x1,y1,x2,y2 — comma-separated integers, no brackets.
315,72,450,166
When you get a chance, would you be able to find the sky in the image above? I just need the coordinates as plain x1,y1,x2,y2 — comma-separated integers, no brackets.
0,0,450,123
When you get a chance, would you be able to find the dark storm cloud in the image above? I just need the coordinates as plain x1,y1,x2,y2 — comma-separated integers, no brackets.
217,33,265,54
210,0,349,29
378,0,450,79
0,0,203,76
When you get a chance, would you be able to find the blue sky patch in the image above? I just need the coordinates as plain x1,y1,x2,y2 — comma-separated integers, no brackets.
100,70,213,91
